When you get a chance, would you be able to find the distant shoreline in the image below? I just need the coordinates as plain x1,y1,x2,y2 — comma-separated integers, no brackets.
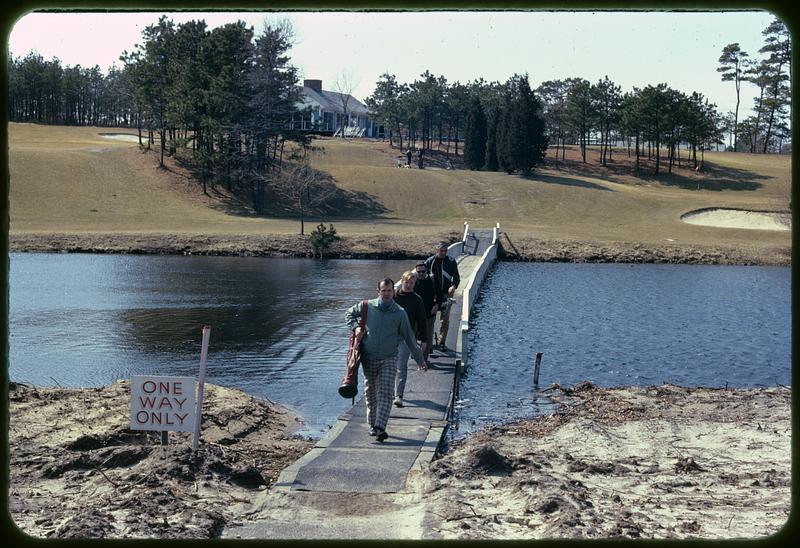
9,231,790,266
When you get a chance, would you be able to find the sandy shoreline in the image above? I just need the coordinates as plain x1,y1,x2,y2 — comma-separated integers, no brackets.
6,381,791,540
419,382,791,539
8,231,791,266
6,381,314,539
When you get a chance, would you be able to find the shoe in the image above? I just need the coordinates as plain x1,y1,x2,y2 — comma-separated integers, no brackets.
376,430,388,442
393,397,404,407
368,426,378,436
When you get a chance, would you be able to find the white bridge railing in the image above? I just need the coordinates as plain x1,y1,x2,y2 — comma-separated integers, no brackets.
456,222,500,368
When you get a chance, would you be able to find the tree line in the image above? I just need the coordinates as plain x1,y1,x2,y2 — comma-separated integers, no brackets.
365,16,790,173
9,16,315,217
367,72,549,174
717,18,791,154
8,15,791,182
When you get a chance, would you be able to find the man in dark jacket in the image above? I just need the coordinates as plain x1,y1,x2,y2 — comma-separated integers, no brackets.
425,242,460,350
413,261,437,361
393,270,428,407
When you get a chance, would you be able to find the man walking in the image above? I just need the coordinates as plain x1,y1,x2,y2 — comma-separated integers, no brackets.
425,242,460,350
413,261,437,361
345,278,427,442
393,271,428,408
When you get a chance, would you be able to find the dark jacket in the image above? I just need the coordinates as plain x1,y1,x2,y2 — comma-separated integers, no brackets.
393,290,428,342
413,276,437,318
425,253,461,301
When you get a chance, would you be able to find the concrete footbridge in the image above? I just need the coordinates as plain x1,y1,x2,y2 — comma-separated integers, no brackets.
224,223,501,539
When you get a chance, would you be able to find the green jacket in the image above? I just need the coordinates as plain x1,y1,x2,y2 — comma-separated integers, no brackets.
345,298,425,364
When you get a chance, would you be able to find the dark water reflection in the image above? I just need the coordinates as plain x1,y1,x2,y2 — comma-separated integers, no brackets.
9,255,791,440
451,262,791,438
8,254,413,438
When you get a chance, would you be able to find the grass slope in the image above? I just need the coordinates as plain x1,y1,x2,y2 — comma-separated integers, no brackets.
8,123,791,255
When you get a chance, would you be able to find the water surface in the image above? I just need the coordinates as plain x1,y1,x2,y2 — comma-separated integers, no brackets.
9,254,790,439
9,253,409,437
452,262,791,437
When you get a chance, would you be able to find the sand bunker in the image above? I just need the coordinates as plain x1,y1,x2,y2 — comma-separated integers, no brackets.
681,208,790,231
99,133,140,143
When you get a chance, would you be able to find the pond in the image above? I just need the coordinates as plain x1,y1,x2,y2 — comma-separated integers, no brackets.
8,254,791,439
8,253,410,438
452,262,791,437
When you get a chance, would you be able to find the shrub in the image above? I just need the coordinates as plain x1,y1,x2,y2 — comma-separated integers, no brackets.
309,223,339,258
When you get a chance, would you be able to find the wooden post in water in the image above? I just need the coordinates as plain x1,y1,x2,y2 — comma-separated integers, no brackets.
192,325,211,450
533,352,543,386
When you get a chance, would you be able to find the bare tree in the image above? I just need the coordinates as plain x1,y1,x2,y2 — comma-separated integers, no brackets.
332,70,360,138
275,162,337,235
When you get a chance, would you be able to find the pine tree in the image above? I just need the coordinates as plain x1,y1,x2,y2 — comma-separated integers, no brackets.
484,103,500,171
508,75,547,175
717,43,751,151
495,75,548,175
463,95,487,170
496,96,514,174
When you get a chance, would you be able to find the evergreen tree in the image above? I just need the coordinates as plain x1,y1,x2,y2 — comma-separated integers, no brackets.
639,83,671,175
565,78,593,163
496,90,514,174
591,76,622,166
494,75,548,175
536,78,573,166
246,20,304,213
717,43,751,151
463,94,487,170
757,17,791,153
445,82,470,157
507,75,547,175
365,73,405,149
484,103,500,171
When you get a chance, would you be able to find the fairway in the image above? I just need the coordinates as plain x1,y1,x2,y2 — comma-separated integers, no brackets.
8,123,791,255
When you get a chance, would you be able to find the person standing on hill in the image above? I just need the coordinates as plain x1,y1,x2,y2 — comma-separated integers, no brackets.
393,270,428,408
425,242,460,350
413,261,437,361
406,148,413,167
345,278,427,442
417,147,424,169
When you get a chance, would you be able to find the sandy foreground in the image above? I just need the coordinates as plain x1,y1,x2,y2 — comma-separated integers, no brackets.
5,380,791,540
6,381,313,539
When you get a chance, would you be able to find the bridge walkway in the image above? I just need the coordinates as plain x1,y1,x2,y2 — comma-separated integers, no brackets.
223,227,497,539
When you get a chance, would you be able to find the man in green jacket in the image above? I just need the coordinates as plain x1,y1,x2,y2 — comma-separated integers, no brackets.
345,277,427,442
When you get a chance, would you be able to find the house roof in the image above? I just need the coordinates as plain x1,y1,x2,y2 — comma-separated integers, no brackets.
299,85,369,115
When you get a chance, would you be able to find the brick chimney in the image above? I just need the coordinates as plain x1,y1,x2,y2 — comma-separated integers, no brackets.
303,79,323,93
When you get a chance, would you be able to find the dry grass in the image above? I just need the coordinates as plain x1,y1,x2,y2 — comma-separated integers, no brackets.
310,136,790,249
8,123,791,254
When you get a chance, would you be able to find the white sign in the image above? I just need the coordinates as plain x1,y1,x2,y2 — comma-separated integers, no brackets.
130,376,197,432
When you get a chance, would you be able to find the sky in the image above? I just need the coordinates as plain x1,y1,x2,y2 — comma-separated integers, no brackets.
7,9,782,118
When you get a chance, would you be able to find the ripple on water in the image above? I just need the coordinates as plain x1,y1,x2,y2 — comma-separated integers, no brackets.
453,262,791,438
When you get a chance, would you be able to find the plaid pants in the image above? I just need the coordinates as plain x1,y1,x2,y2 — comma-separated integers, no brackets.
362,355,397,431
